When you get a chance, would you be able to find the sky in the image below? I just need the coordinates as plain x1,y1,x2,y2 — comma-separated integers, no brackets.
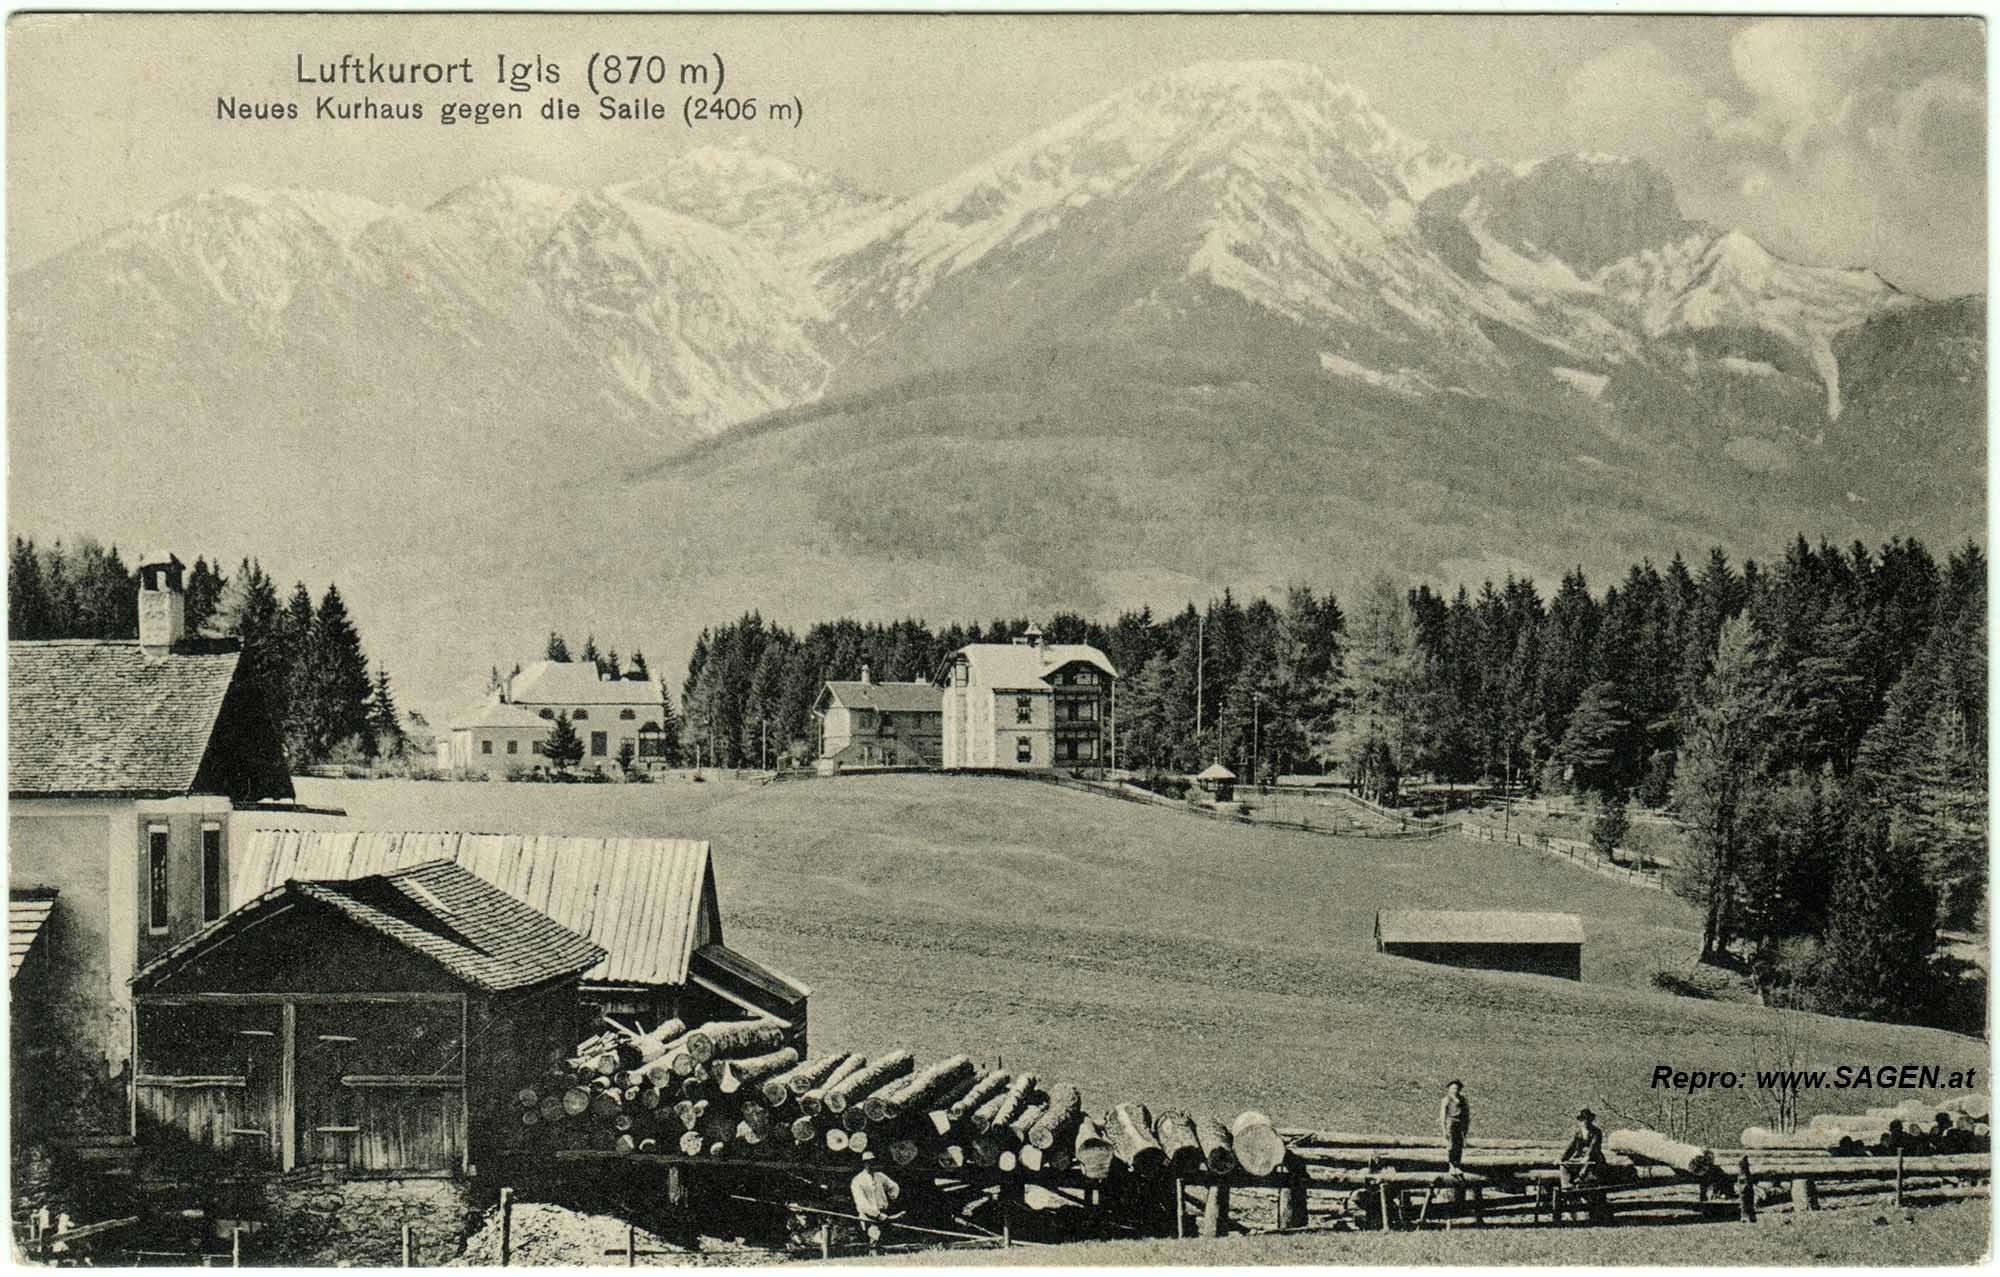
6,12,1988,296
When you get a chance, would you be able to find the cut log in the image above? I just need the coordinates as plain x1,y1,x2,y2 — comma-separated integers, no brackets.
1155,1111,1202,1171
890,1139,920,1168
936,1145,966,1169
848,1131,870,1156
968,1137,1002,1168
824,1051,915,1115
936,1070,1011,1135
1009,1104,1049,1146
976,1073,1039,1134
615,1019,689,1070
739,1103,772,1141
1108,1104,1166,1176
1028,1087,1082,1150
678,1131,705,1156
777,1052,853,1101
718,1047,800,1096
1230,1111,1286,1178
1195,1117,1237,1175
790,1117,818,1145
685,1019,786,1064
1607,1129,1716,1177
997,1148,1017,1172
515,1086,540,1108
1019,1143,1071,1175
1074,1117,1115,1181
873,1055,976,1123
562,1087,593,1118
538,1096,566,1123
613,1114,633,1132
614,1133,637,1156
800,1056,868,1116
842,1106,872,1134
674,1100,709,1133
826,1128,850,1153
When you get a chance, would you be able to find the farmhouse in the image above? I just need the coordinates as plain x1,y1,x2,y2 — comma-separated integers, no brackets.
130,859,602,1174
8,553,293,1135
813,665,945,768
1374,910,1584,981
235,829,810,1039
938,628,1118,770
443,700,554,775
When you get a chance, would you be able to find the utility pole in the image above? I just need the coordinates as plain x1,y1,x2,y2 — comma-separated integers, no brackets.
1195,613,1205,741
1252,692,1262,787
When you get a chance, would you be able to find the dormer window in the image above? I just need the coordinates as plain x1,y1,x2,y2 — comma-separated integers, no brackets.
539,708,554,719
619,709,636,720
574,709,589,721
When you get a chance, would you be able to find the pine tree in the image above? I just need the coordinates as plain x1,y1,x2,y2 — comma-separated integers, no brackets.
545,632,571,662
543,711,585,776
628,650,650,682
9,537,49,639
605,648,622,680
581,634,602,671
303,584,373,761
370,669,405,759
1808,812,1943,1023
185,557,227,636
1558,681,1628,798
1672,616,1767,961
279,583,318,761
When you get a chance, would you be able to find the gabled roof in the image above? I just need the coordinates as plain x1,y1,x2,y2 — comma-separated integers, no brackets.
10,889,57,979
9,639,293,801
942,643,1119,689
1194,763,1238,781
135,860,606,994
452,698,554,731
507,660,658,707
816,681,944,714
1376,910,1585,946
237,830,716,987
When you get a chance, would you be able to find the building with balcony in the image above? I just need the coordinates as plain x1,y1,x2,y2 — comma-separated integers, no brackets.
938,628,1117,771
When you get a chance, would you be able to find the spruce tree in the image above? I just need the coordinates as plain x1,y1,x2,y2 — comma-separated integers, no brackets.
9,537,48,639
370,669,405,759
543,711,585,776
545,632,571,662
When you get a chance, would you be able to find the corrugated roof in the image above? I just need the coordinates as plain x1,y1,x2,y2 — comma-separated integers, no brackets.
451,699,554,731
10,889,57,979
9,639,291,800
946,643,1119,689
135,861,606,994
236,830,715,987
507,661,660,708
1377,910,1585,946
819,681,944,713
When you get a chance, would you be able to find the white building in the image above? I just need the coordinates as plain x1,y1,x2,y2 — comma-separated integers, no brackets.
938,628,1118,770
447,660,666,774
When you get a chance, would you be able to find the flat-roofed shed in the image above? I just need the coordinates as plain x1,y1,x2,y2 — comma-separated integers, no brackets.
1375,910,1585,981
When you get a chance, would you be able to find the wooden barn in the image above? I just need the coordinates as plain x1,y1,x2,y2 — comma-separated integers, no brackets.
234,830,810,1042
1374,910,1584,981
129,860,605,1175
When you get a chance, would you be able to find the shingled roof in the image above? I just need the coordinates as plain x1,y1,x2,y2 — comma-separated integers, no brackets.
9,639,293,801
943,643,1119,689
134,860,607,994
815,680,944,714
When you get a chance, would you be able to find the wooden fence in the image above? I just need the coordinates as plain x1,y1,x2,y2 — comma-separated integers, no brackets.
1454,820,1669,892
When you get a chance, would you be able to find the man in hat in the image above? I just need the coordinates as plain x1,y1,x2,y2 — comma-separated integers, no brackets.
850,1153,904,1246
1558,1108,1609,1222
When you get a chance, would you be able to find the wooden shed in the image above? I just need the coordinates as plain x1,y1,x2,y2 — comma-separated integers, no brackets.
235,830,810,1043
1374,910,1584,981
129,860,605,1175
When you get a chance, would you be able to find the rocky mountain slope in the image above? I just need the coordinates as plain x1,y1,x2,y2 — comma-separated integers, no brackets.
8,61,1981,715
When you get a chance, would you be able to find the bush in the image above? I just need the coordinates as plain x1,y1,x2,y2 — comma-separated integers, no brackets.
1589,794,1631,859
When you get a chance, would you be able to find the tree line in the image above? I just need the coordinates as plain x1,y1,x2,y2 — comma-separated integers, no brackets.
9,537,409,769
676,534,1985,1031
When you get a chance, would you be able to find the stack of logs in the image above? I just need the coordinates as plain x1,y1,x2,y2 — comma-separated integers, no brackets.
511,1017,1293,1186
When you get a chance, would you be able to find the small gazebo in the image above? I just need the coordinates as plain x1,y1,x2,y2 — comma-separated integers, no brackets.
1193,762,1238,802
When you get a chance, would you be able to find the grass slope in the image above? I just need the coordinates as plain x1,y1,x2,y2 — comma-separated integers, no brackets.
287,773,1982,1148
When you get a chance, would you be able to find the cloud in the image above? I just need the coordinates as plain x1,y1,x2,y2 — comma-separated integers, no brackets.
1551,19,1984,296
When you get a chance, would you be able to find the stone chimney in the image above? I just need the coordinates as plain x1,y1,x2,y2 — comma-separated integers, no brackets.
137,552,186,655
860,663,872,686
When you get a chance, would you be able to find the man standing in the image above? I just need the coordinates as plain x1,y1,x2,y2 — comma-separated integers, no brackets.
1440,1080,1471,1174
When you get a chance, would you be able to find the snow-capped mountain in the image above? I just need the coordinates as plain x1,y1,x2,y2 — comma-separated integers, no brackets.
8,59,1980,718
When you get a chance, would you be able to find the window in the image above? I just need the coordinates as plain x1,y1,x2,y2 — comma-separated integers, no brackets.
951,662,968,688
1016,736,1033,764
481,739,493,755
531,741,544,755
506,739,519,755
591,731,608,757
539,708,554,720
574,709,589,721
147,825,169,932
619,709,636,720
1075,671,1098,685
1080,739,1098,760
201,823,223,923
1015,696,1033,724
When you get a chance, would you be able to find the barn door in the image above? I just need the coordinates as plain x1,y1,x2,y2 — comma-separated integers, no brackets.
133,1001,284,1168
294,1000,466,1173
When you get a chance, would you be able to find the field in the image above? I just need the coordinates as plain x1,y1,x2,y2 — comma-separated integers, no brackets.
283,773,1984,1149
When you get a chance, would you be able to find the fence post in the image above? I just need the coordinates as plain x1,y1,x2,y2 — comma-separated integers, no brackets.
400,1224,412,1267
626,1223,636,1266
233,1227,243,1267
498,1187,514,1267
1895,1151,1906,1206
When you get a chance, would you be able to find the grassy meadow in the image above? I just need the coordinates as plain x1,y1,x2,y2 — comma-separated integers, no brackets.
281,773,1983,1149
